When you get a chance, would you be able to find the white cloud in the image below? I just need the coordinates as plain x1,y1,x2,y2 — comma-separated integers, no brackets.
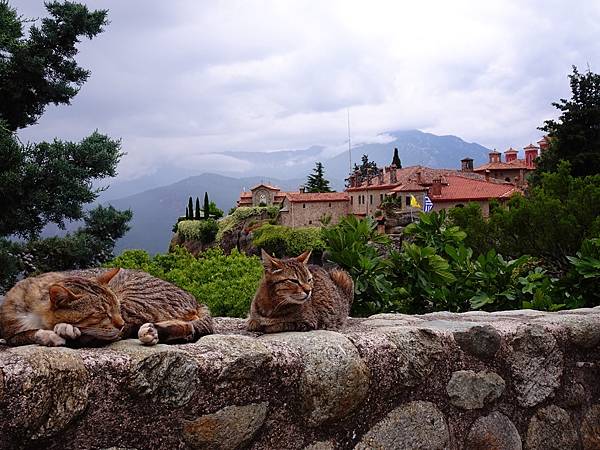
15,0,600,179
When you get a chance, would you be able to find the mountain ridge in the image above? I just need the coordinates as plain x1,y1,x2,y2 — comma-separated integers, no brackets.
102,129,492,253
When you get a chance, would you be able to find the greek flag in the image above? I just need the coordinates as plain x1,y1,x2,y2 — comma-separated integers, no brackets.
423,195,433,212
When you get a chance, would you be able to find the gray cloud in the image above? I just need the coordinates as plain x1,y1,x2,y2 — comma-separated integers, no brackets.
14,0,600,180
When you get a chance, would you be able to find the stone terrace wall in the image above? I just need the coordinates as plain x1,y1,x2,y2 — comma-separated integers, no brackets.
1,308,600,449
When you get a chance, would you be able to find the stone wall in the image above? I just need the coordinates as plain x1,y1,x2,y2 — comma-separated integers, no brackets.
1,308,600,449
279,200,349,228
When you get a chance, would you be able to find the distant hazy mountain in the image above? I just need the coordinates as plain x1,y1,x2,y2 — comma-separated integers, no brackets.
47,129,491,254
324,130,491,180
108,174,305,254
100,130,489,201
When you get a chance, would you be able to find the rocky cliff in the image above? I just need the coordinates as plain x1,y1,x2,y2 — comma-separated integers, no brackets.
1,308,600,449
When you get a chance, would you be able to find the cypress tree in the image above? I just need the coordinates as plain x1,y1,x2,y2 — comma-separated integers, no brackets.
392,148,402,168
188,197,193,220
195,197,201,220
203,192,210,220
306,162,333,192
185,206,189,219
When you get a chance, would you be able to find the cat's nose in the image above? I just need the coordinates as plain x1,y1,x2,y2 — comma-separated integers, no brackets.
113,316,125,328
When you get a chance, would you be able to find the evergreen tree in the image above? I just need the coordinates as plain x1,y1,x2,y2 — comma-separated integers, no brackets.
203,192,210,220
392,147,402,168
209,201,224,219
185,206,189,219
0,1,108,131
352,154,379,182
188,197,194,220
306,162,333,193
534,66,600,180
195,197,201,220
0,2,131,292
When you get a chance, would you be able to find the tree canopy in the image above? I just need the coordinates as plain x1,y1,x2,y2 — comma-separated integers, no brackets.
450,161,600,268
0,1,130,292
351,154,378,184
0,128,123,238
391,147,402,168
0,1,108,131
306,162,333,193
534,66,600,179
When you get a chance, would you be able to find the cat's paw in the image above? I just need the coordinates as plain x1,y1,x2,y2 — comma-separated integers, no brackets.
34,330,66,347
138,323,159,345
53,323,81,340
246,319,263,332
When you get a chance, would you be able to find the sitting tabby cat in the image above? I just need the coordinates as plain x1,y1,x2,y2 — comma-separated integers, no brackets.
0,268,213,347
247,250,353,333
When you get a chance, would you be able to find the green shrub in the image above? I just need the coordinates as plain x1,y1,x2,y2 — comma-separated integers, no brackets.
177,219,218,243
216,206,280,242
322,216,394,316
252,224,325,257
564,238,600,306
0,239,23,294
106,247,262,317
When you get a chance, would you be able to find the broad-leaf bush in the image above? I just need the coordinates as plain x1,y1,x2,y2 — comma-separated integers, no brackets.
565,238,600,306
252,224,325,257
106,247,262,317
322,216,395,316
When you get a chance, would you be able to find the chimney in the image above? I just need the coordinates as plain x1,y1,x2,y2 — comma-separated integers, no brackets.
524,144,539,167
489,150,501,164
378,169,384,184
416,170,422,185
390,168,397,184
461,157,474,172
485,170,491,182
431,177,442,196
504,147,518,163
299,185,305,193
537,136,550,153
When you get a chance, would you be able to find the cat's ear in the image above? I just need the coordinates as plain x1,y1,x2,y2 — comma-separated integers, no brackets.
261,249,283,273
296,250,312,265
49,284,78,309
96,267,120,285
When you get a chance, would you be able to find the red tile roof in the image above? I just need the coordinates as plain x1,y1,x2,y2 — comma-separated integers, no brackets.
390,182,428,192
250,183,281,191
431,175,519,202
347,165,509,192
286,192,349,203
474,159,533,171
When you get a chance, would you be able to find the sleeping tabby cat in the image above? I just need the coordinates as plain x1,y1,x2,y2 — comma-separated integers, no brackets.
247,250,353,333
0,268,213,347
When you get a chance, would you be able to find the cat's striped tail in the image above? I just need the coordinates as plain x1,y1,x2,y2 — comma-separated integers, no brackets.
329,269,354,303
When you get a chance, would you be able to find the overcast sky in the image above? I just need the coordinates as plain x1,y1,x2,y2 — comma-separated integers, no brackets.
14,0,600,180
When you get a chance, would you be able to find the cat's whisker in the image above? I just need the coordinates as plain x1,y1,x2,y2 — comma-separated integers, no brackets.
249,252,353,333
1,268,214,347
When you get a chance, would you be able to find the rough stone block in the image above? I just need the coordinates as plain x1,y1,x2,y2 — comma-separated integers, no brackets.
446,370,505,410
262,330,370,427
354,401,448,450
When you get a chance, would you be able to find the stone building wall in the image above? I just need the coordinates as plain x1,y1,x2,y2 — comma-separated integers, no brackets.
279,200,349,227
433,199,492,216
1,308,600,449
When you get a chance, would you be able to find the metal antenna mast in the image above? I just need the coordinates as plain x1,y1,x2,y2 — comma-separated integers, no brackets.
347,108,352,173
